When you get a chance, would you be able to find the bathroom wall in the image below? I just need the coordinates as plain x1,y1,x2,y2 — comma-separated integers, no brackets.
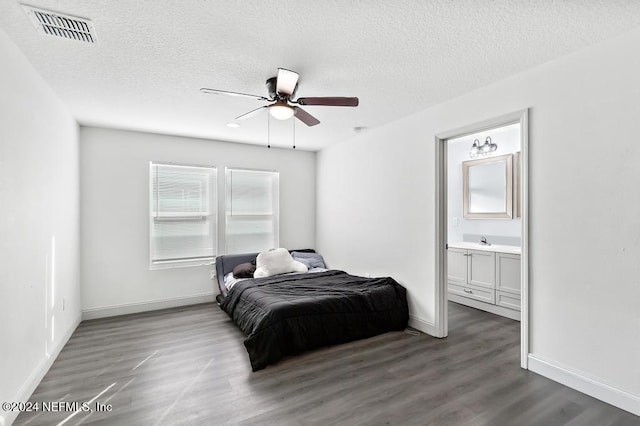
447,123,521,245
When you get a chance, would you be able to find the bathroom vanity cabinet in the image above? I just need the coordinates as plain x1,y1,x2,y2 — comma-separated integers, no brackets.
447,242,521,321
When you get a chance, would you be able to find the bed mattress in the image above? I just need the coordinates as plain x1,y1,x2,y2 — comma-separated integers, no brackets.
220,269,409,371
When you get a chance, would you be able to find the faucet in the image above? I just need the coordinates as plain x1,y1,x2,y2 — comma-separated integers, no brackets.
480,236,491,246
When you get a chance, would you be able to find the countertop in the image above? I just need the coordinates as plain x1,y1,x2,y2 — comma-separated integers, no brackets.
448,242,521,255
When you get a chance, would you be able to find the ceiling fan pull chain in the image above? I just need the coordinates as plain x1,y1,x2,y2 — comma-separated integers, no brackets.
267,112,271,149
292,117,296,149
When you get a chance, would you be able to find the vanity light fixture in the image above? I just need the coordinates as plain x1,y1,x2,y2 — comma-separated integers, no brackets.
469,136,498,158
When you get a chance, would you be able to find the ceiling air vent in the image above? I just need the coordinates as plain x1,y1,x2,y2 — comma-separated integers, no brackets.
22,4,97,44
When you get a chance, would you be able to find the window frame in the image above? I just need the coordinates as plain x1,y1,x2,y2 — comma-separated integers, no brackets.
224,167,280,255
149,161,218,270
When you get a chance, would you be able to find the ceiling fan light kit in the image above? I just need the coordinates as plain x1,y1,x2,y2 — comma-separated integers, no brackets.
269,102,295,120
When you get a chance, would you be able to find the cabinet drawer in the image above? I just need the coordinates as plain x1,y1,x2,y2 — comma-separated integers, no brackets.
448,282,495,304
496,291,521,311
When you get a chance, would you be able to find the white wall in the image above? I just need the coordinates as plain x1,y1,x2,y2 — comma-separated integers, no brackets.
317,26,640,406
447,123,521,244
80,127,316,317
0,29,80,425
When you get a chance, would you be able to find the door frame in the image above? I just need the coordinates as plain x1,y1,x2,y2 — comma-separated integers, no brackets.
434,109,529,369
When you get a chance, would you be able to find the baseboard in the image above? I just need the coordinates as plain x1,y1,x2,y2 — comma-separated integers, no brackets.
528,354,640,416
81,293,216,320
0,314,81,426
448,294,521,321
408,314,436,336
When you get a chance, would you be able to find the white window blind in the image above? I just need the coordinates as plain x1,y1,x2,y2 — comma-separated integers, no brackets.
150,163,217,268
225,168,279,254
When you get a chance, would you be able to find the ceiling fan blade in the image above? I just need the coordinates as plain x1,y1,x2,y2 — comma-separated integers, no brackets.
200,87,269,102
276,68,299,96
235,105,268,121
296,97,359,107
294,106,320,127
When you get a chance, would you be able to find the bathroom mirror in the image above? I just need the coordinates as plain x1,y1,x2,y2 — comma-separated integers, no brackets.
463,154,513,219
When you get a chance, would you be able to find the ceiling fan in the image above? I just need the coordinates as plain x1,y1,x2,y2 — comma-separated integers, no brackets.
200,68,359,127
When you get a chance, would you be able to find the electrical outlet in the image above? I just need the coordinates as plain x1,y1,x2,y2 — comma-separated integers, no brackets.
210,270,216,280
452,217,459,226
62,297,66,311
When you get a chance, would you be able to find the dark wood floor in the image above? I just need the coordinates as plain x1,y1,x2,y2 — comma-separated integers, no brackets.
16,302,638,425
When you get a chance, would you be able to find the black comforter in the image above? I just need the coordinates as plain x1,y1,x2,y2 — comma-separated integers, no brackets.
220,270,409,371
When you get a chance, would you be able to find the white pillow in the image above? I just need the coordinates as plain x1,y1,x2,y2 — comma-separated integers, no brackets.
254,248,307,278
224,271,247,290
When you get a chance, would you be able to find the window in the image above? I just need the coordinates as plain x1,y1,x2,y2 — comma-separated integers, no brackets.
150,163,217,268
225,168,279,254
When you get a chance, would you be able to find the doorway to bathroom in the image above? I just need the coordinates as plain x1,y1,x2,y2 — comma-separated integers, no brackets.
434,110,529,369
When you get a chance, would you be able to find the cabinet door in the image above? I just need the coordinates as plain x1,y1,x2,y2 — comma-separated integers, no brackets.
447,248,467,285
496,253,521,295
467,250,495,289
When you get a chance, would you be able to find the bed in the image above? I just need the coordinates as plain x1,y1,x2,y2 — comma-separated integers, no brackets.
215,249,409,371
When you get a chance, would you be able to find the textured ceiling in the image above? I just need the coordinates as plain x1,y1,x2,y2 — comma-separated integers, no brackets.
2,1,640,151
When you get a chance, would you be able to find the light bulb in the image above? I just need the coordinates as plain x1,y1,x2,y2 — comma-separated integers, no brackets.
484,136,497,154
469,139,480,158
